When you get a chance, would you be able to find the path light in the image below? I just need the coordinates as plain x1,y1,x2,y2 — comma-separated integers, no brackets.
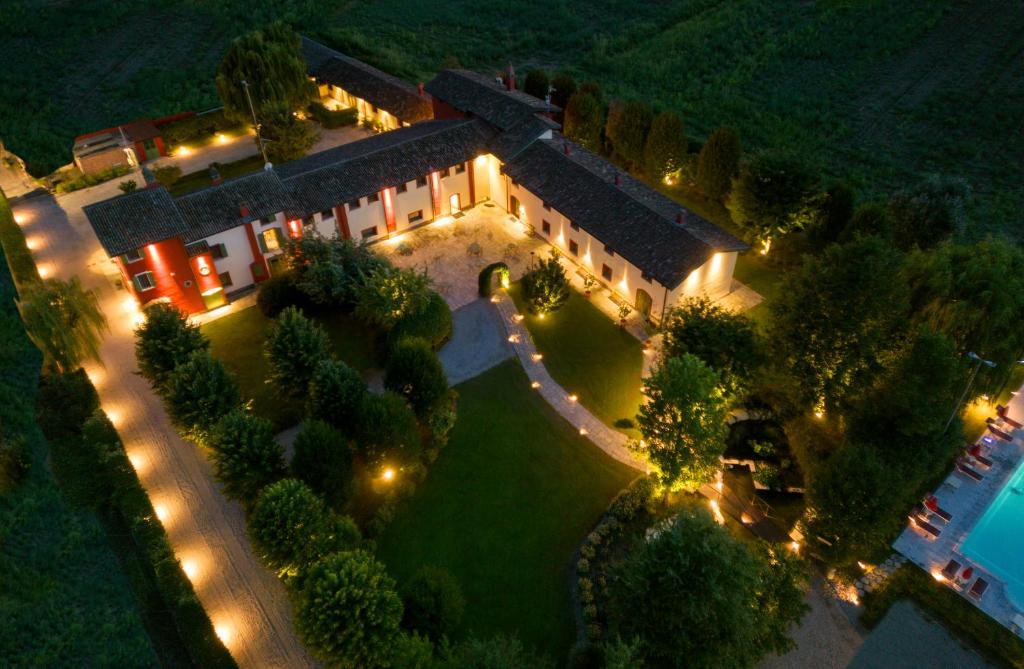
13,212,27,225
531,353,543,362
709,499,726,525
25,236,40,250
154,503,169,522
567,394,578,403
814,410,824,419
214,622,234,646
181,558,199,582
216,133,229,144
490,295,500,303
530,381,541,389
128,451,147,474
579,427,588,436
931,569,945,582
37,263,52,278
381,467,396,482
176,145,192,157
507,334,520,343
513,314,524,323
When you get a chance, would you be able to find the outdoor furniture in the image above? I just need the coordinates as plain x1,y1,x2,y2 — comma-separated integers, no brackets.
987,422,1013,441
944,476,962,491
957,459,984,482
909,513,942,539
969,577,989,601
467,242,482,257
941,558,961,580
968,444,994,469
997,404,1023,429
925,495,953,523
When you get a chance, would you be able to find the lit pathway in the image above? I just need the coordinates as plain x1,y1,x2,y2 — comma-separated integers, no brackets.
10,182,315,668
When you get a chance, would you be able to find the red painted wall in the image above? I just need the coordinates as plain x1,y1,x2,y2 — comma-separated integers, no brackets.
120,237,205,314
243,222,271,283
468,161,476,204
334,205,351,239
382,188,396,233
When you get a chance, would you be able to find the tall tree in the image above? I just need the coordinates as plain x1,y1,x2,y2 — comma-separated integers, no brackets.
295,550,403,669
260,101,319,163
134,302,208,390
356,266,433,328
660,297,760,393
290,419,354,510
695,126,741,200
549,73,577,110
728,150,820,253
522,69,549,100
631,354,729,491
889,175,972,250
354,391,421,467
163,349,240,438
608,508,807,669
306,358,367,433
215,22,316,124
808,182,855,248
384,337,449,418
643,111,687,182
769,236,908,415
838,201,892,243
605,100,653,167
209,409,286,502
264,306,330,396
17,277,107,373
563,92,604,152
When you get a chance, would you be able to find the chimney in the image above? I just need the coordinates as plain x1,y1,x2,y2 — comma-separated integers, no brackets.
417,82,425,97
563,142,571,156
506,63,516,92
614,173,622,186
676,212,684,225
209,165,222,186
141,165,159,189
239,203,250,219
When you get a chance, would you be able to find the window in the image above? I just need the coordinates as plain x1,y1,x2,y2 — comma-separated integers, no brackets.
259,228,283,253
437,168,448,178
211,243,228,259
122,248,143,263
361,226,379,239
408,210,424,224
542,220,551,235
303,215,316,228
455,162,466,174
601,264,613,281
260,214,276,225
416,176,428,188
132,271,155,292
641,272,653,284
397,182,408,194
348,198,361,210
219,271,233,288
603,244,614,257
543,202,552,212
570,220,580,231
320,208,334,220
368,192,380,203
569,240,579,256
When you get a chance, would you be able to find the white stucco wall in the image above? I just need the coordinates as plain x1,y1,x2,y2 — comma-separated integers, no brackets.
392,181,433,233
204,225,254,291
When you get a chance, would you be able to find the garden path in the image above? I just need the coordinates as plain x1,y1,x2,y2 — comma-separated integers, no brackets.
439,298,513,385
10,183,315,668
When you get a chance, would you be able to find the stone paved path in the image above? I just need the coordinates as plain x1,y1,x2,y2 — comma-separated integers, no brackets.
439,298,513,385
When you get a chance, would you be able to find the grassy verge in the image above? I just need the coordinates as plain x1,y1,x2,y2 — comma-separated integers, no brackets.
509,283,644,434
202,304,381,430
168,154,264,196
862,565,1024,668
377,360,637,660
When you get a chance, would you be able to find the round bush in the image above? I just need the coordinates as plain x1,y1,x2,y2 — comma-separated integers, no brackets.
389,291,452,350
400,565,466,640
257,274,305,317
478,262,509,297
384,337,448,418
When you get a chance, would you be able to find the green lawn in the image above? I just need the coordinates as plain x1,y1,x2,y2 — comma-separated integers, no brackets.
169,154,264,196
509,283,644,433
377,360,637,659
202,304,381,430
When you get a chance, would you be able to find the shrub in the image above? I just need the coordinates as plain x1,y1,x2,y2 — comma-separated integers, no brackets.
425,389,458,454
291,419,354,510
135,302,209,390
0,436,30,493
449,635,554,669
521,251,570,315
249,478,360,575
354,391,421,467
118,180,138,194
523,69,549,99
0,189,41,289
356,265,433,328
478,262,510,298
613,418,634,429
208,409,286,503
261,103,319,163
294,550,403,668
384,337,449,417
55,164,131,193
400,565,466,640
256,273,305,317
163,349,240,439
577,558,591,574
306,358,367,434
161,109,242,148
151,164,182,188
264,306,330,396
35,368,99,440
286,236,385,307
389,291,452,349
307,101,358,128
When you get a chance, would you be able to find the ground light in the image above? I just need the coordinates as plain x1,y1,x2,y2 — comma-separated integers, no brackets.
216,133,229,144
176,146,192,157
382,467,396,482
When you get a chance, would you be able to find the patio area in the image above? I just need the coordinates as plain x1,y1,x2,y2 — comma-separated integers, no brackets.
893,390,1024,637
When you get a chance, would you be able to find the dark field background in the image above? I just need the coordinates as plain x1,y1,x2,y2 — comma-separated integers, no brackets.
2,0,1021,236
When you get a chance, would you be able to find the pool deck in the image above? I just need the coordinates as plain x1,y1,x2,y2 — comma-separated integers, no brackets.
893,387,1024,637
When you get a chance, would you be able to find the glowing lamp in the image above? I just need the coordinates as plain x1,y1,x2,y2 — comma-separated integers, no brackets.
214,623,233,645
382,467,395,482
216,133,229,144
154,504,169,522
13,213,26,225
182,559,198,581
567,394,578,403
176,146,191,157
579,427,588,436
530,381,541,389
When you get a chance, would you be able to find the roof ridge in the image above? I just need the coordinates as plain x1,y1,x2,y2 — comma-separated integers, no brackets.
173,167,276,203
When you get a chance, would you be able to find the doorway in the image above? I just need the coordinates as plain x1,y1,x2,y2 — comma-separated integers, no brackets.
635,288,653,320
449,193,461,215
510,195,521,218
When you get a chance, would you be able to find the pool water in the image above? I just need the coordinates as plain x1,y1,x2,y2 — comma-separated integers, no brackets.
961,457,1024,608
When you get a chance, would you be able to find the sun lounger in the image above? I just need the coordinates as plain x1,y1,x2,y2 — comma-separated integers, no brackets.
957,459,984,482
969,577,989,601
910,514,942,539
987,422,1013,441
941,559,961,580
925,495,953,523
997,405,1023,429
967,444,994,469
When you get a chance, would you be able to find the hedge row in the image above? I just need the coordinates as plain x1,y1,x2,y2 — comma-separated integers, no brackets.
0,189,40,290
160,109,243,148
307,102,358,129
56,164,132,194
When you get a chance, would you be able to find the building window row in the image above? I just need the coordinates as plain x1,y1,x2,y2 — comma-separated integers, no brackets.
132,271,155,292
408,210,424,224
122,248,144,263
361,226,378,239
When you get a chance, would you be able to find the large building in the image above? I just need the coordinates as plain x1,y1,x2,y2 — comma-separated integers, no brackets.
85,39,746,321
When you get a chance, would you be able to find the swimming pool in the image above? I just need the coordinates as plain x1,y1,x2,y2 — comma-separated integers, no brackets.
960,456,1024,609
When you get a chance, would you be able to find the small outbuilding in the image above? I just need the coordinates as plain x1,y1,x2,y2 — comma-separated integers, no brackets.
72,119,168,176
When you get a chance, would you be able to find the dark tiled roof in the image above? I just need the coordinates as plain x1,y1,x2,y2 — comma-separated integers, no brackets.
280,119,494,214
302,37,432,123
488,117,553,162
502,135,748,288
425,69,559,131
84,188,186,257
176,170,301,242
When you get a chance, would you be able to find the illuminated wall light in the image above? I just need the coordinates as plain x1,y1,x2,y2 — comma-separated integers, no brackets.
789,541,800,553
711,252,722,273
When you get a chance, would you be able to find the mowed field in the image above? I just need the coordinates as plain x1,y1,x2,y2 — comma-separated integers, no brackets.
2,0,1021,238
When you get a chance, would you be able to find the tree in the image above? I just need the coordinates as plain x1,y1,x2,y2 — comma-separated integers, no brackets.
385,337,449,418
549,73,577,110
728,150,820,253
354,391,421,467
291,419,354,510
249,478,360,575
603,637,644,669
151,164,182,189
306,358,367,433
439,54,462,69
356,265,433,328
643,111,687,182
608,508,807,669
215,22,316,124
660,297,760,392
522,69,549,100
808,182,855,248
118,180,137,194
260,101,319,163
17,277,107,373
769,235,908,415
401,566,465,641
209,409,286,502
631,355,729,491
605,100,653,167
695,126,741,200
163,349,240,438
390,632,438,669
135,302,208,389
889,175,971,250
264,306,330,396
446,635,554,669
838,201,891,243
294,550,403,669
563,92,604,151
286,235,385,307
521,251,569,315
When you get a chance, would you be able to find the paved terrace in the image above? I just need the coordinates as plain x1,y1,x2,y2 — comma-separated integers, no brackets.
894,389,1024,636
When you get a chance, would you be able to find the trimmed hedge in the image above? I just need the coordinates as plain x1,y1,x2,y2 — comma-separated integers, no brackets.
257,273,307,317
307,102,358,129
389,291,452,350
0,189,40,291
161,109,243,149
56,164,132,194
478,262,509,297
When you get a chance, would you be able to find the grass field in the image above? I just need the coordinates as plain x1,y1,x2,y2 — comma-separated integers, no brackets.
509,283,644,433
202,304,381,430
169,154,265,196
377,360,637,659
2,1,1020,240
